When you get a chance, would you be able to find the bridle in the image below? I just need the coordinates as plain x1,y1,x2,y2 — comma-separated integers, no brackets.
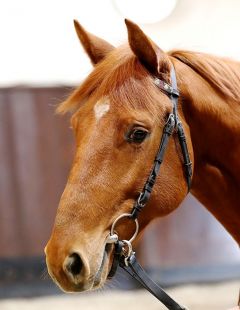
106,65,192,310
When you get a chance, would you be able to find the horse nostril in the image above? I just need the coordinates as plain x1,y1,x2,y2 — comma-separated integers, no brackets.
66,253,83,276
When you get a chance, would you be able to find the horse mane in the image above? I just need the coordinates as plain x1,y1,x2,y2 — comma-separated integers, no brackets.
57,47,240,114
169,50,240,102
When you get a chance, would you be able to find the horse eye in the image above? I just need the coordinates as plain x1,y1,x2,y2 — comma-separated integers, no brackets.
127,127,149,143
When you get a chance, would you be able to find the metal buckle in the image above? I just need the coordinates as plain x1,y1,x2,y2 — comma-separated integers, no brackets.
154,78,179,98
121,240,134,266
137,192,146,208
164,113,175,134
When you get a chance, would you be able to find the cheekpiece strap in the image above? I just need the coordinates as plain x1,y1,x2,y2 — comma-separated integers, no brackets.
131,66,192,220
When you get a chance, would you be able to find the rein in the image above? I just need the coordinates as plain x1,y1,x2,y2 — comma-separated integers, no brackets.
106,65,192,310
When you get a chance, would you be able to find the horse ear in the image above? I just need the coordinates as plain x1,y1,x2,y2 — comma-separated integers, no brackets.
73,20,115,65
125,19,170,78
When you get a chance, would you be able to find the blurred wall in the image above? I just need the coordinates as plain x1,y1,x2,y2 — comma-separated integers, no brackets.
0,87,74,257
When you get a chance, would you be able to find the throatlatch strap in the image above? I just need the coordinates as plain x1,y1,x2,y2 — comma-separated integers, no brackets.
170,67,192,191
176,122,192,191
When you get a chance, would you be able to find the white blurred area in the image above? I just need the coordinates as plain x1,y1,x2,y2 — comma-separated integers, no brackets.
1,0,240,86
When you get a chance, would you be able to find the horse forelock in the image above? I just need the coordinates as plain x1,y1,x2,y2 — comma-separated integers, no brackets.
56,45,169,120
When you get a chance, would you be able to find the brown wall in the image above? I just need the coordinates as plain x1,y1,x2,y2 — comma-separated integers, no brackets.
0,87,239,271
0,87,74,257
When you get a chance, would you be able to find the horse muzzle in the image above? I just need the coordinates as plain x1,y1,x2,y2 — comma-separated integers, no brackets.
45,236,114,292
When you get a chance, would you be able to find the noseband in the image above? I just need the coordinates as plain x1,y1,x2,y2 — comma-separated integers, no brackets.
107,65,192,310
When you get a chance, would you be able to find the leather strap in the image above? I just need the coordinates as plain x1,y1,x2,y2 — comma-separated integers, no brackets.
108,65,192,309
120,253,188,310
107,241,124,279
158,67,192,191
176,122,192,190
131,113,175,220
131,66,192,220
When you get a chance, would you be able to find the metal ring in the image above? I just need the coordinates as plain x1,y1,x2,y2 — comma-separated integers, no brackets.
110,213,139,243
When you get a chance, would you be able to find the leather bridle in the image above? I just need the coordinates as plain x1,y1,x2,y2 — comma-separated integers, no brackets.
106,65,192,310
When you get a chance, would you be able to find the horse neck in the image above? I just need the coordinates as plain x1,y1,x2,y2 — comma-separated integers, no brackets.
172,57,240,244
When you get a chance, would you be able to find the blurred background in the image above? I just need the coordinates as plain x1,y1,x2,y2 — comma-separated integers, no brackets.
0,0,239,309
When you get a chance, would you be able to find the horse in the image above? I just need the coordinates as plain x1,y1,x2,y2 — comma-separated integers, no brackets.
45,19,240,301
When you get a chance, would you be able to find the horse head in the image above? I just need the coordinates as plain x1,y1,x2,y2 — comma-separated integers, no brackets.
45,19,193,292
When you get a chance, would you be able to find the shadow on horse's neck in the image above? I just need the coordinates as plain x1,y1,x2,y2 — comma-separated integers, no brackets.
172,56,240,244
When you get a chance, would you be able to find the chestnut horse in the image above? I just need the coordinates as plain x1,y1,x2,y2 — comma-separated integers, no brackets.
45,19,240,296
